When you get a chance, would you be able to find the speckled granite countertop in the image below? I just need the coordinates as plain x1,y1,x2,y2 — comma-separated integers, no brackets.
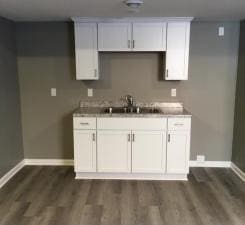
73,101,191,118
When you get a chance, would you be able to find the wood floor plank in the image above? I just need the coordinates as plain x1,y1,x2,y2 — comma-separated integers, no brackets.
0,166,244,225
101,180,121,225
137,181,159,206
79,205,103,225
66,180,92,225
120,181,138,225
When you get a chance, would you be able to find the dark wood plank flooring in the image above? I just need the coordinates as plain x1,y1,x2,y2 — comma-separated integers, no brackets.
0,166,244,225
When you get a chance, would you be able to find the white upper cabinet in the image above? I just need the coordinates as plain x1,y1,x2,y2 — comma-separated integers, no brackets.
132,23,166,51
73,18,192,81
165,22,190,80
98,23,132,51
74,23,99,80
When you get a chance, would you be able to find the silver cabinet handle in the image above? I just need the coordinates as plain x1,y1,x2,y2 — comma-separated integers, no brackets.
128,40,131,48
132,133,135,142
128,134,131,142
80,122,89,125
132,40,135,49
92,133,96,142
166,69,169,78
168,134,170,142
94,69,97,78
174,123,184,126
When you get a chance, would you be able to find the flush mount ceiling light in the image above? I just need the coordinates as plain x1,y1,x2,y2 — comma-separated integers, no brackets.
124,0,144,12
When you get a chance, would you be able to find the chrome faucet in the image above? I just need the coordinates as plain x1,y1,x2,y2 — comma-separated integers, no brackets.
125,95,134,108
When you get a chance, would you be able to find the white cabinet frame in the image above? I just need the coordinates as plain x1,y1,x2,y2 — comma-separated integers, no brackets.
74,23,99,80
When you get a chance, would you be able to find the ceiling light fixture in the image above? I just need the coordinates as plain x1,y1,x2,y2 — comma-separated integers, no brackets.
124,0,143,12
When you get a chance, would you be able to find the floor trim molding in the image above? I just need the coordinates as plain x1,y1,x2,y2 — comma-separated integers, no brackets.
0,160,25,189
1,159,244,189
24,159,74,166
231,162,245,182
189,160,231,168
76,172,188,181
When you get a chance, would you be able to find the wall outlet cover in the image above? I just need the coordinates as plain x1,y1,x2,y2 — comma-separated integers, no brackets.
197,155,205,162
171,88,177,97
51,88,56,97
88,88,93,97
218,27,224,36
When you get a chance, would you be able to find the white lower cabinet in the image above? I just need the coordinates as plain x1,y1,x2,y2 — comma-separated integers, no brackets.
97,130,131,173
167,118,191,174
132,131,166,173
73,130,96,172
73,117,191,180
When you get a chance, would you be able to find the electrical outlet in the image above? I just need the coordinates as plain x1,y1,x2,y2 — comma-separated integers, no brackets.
88,88,93,97
51,88,56,97
171,88,177,97
197,155,205,162
218,27,224,36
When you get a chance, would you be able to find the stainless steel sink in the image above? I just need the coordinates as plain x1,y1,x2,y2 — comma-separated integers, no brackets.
103,107,161,114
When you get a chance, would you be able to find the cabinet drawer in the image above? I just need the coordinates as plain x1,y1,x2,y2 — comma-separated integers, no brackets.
73,117,96,130
168,118,191,130
97,118,167,130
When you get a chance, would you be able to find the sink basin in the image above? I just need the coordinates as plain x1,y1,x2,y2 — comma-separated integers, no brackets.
103,107,161,114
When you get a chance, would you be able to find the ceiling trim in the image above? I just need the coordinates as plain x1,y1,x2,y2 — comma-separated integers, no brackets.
71,17,194,23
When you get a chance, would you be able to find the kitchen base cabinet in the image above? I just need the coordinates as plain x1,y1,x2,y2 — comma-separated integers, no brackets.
167,131,190,174
73,117,191,180
132,131,166,173
167,118,191,174
74,130,97,172
97,130,131,173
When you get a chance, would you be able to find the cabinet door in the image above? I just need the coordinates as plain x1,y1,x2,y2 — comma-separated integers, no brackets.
74,23,99,80
132,23,166,51
97,130,131,173
74,130,96,172
132,131,166,173
165,22,190,80
98,23,132,51
167,131,190,174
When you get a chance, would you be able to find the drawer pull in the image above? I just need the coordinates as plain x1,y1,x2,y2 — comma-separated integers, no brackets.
132,133,135,142
127,40,131,48
168,134,171,142
92,133,96,142
174,123,184,126
80,122,89,125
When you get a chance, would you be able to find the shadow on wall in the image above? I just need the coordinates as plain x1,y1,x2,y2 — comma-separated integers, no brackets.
61,111,74,159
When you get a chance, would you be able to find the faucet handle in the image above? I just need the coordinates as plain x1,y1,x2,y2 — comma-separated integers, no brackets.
125,95,133,101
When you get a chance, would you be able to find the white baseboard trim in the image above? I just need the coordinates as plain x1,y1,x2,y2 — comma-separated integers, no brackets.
0,160,25,189
76,172,188,181
24,159,74,166
231,162,245,182
1,159,243,189
189,160,231,168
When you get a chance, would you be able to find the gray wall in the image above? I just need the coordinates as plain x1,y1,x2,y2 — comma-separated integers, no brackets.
232,21,245,172
0,17,23,178
16,21,239,161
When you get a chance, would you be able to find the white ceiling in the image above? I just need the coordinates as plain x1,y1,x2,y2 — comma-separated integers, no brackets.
0,0,244,21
